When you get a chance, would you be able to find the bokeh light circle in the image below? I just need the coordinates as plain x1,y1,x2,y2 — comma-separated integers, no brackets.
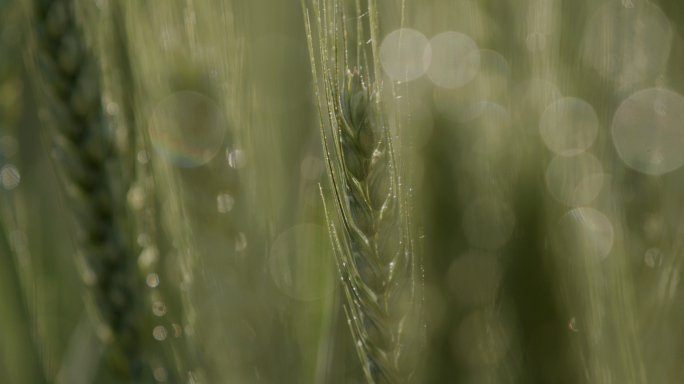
1,164,20,190
379,28,431,82
149,91,224,168
511,79,562,135
427,32,480,89
546,153,604,206
433,49,509,122
612,88,684,175
555,208,614,265
583,1,671,83
540,97,598,156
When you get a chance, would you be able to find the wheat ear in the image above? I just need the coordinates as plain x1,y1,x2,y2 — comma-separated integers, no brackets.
21,0,144,380
304,0,419,382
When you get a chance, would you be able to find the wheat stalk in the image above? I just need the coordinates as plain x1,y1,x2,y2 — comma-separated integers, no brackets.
20,0,144,380
304,0,421,382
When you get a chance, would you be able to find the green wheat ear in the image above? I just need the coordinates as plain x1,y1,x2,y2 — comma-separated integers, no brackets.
304,0,423,382
20,0,145,380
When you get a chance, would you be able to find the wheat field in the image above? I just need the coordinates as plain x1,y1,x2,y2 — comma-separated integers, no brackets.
2,0,684,383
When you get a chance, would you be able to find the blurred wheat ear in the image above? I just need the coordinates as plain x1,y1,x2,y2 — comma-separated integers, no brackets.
20,0,146,380
303,0,422,382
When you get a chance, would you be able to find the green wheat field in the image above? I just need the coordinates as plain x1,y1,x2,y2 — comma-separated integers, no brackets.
2,0,684,382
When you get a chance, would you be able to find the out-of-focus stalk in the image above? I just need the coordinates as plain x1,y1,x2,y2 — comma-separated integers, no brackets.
20,0,148,380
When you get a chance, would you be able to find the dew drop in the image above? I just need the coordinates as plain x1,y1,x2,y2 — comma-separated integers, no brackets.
235,232,247,251
172,324,182,337
670,270,680,298
137,233,151,247
139,247,159,268
227,149,246,169
127,185,145,210
153,325,168,341
1,164,20,190
153,367,168,382
137,150,149,164
147,273,160,288
153,301,167,317
217,193,235,213
106,102,119,115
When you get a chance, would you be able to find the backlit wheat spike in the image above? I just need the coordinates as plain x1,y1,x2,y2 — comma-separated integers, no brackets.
304,0,420,381
339,69,412,384
21,0,144,380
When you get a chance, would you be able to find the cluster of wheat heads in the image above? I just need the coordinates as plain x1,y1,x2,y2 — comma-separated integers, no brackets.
20,0,147,380
303,0,422,382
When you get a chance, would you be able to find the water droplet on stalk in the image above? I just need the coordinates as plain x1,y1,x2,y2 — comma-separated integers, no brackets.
1,164,20,190
235,232,247,251
216,193,234,213
227,149,246,169
153,325,168,341
147,273,160,288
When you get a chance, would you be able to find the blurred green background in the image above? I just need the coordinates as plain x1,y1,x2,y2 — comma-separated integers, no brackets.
3,0,684,383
